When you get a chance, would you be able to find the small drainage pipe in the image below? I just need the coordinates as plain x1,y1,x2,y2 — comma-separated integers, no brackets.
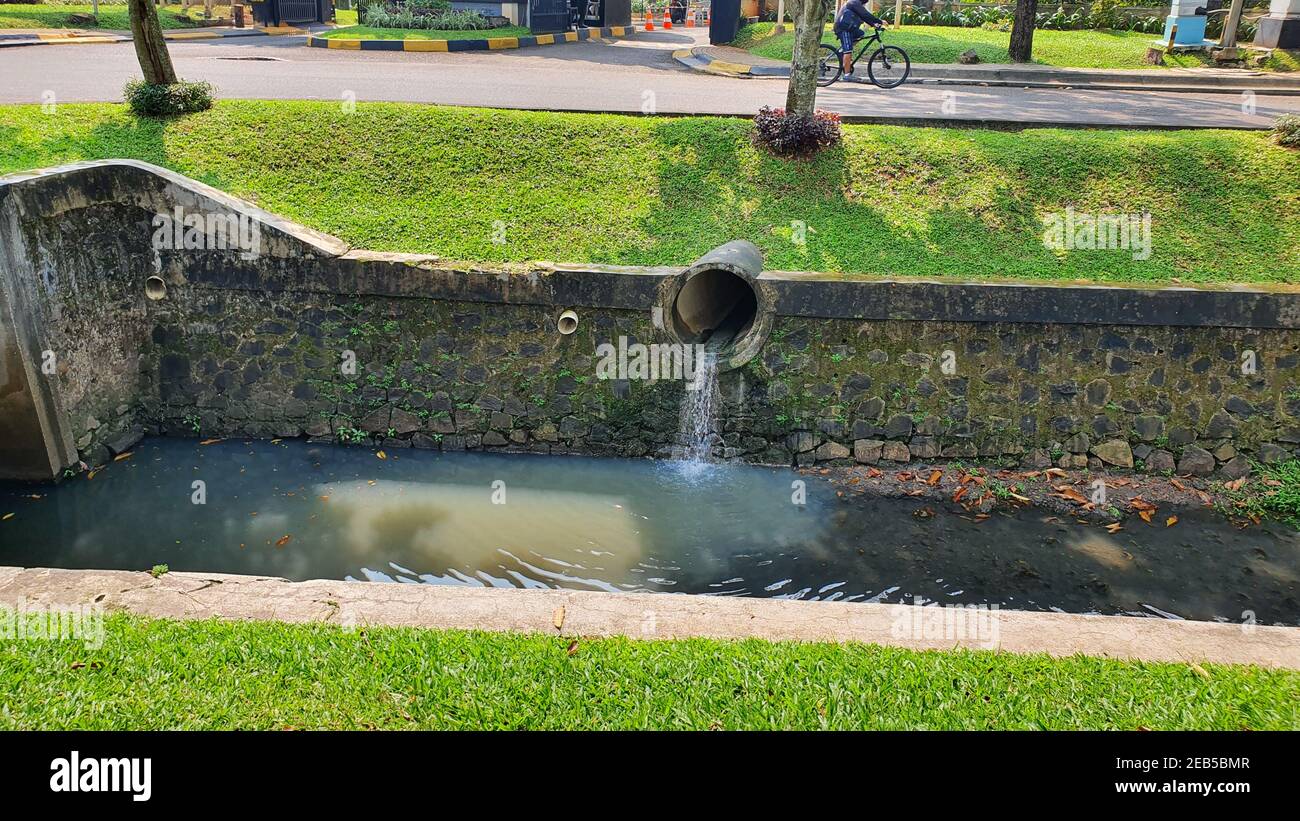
145,276,167,301
557,309,579,335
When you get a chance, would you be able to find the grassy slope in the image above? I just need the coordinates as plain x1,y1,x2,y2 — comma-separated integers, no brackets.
320,24,531,41
0,3,199,30
1,613,1295,729
744,23,1222,70
0,101,1296,284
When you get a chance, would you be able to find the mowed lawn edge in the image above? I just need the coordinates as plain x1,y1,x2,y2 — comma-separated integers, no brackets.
1,611,1297,729
0,3,201,30
1,101,1296,285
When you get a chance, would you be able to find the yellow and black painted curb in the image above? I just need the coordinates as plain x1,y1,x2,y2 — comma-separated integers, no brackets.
0,28,280,48
308,25,636,52
672,46,788,78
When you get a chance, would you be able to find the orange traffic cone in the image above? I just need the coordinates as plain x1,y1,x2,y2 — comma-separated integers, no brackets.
686,7,694,26
643,7,655,29
663,9,672,28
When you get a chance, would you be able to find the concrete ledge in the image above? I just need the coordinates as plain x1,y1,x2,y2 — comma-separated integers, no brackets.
308,26,636,52
2,566,1297,669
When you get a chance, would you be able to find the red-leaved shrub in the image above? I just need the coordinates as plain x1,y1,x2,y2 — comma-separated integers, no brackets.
752,107,843,157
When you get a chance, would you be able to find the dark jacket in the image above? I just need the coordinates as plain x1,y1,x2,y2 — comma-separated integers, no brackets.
833,0,883,34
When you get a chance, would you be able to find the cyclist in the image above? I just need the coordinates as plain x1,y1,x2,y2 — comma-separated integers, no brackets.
833,0,885,76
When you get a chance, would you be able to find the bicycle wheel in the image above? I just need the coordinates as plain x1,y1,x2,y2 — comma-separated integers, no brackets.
815,44,843,88
867,45,911,89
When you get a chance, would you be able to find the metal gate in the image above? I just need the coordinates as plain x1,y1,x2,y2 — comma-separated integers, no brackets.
529,0,570,34
277,0,321,24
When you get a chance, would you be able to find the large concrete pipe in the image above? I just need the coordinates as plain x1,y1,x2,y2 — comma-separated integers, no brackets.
658,240,774,371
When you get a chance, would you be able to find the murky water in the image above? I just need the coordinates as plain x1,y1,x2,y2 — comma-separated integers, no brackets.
1,438,1298,624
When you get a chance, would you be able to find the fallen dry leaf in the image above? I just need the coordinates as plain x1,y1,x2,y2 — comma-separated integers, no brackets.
566,640,579,656
1105,523,1124,534
952,486,969,503
1165,515,1178,527
1138,509,1153,524
927,470,942,486
275,535,292,547
1,513,13,521
1045,468,1067,478
113,452,132,462
1189,662,1211,680
1053,485,1090,505
1224,478,1247,492
913,506,935,519
376,451,388,460
553,606,566,630
1170,478,1188,492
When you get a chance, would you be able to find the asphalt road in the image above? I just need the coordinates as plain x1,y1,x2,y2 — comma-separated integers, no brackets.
2,29,1297,128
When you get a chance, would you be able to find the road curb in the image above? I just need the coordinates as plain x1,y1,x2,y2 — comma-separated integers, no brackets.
0,27,273,49
674,45,1300,95
308,25,637,52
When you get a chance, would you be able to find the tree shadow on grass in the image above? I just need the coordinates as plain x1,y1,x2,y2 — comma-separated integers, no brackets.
622,115,1019,279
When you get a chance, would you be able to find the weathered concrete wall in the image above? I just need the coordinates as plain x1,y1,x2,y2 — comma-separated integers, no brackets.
3,160,1299,479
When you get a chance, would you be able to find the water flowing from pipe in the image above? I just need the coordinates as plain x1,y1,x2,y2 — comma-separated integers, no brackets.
677,352,720,468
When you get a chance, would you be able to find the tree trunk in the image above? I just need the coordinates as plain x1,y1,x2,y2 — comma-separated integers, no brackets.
1008,0,1037,63
128,0,177,85
785,0,827,117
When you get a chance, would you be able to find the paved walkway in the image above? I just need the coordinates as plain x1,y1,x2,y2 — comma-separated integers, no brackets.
0,28,1296,128
688,43,1300,95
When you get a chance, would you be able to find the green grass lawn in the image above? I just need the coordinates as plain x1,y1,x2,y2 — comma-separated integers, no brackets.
0,101,1296,284
334,7,358,26
741,22,1263,70
321,24,531,40
0,3,200,30
1,612,1295,729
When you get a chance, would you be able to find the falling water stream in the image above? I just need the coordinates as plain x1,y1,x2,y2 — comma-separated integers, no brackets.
677,352,720,465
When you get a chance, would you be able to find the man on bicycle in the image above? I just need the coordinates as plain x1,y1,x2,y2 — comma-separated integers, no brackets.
833,0,885,76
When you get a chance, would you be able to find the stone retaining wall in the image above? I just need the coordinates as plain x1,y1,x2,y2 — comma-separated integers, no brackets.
2,160,1298,480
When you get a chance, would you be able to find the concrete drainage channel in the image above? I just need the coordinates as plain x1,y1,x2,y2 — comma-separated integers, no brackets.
3,160,1300,669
